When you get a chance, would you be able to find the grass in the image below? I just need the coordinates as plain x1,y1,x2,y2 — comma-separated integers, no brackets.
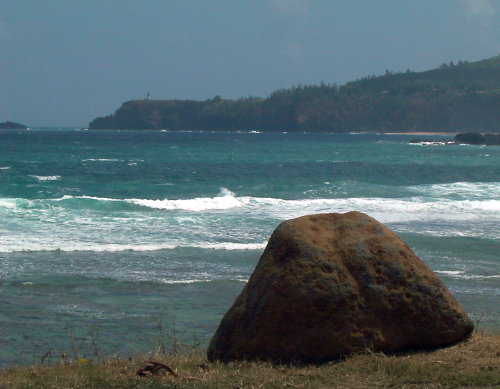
0,334,498,389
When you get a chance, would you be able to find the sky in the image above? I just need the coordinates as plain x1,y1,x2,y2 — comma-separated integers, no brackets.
1,0,500,127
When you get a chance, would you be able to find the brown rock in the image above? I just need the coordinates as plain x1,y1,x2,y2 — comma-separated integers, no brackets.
207,211,474,363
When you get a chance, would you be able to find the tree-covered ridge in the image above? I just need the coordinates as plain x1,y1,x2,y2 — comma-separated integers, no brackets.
89,54,500,132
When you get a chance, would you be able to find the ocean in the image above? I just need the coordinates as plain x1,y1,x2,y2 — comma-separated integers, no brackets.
0,129,498,367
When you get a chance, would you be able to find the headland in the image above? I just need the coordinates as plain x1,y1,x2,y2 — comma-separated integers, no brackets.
90,54,500,133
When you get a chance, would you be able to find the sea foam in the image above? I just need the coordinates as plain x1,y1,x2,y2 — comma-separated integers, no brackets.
29,175,61,181
127,188,243,211
0,241,267,253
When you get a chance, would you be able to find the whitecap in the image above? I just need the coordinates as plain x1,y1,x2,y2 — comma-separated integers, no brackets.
0,166,11,170
196,242,267,250
157,278,250,284
460,275,500,280
409,141,453,146
435,270,500,280
46,190,500,224
408,182,500,200
0,241,267,253
82,158,121,162
158,279,212,284
127,187,244,211
0,198,22,209
29,175,61,181
435,270,465,276
54,195,122,202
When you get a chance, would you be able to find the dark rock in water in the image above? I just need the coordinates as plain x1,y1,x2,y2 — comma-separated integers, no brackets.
208,212,474,364
482,133,500,145
455,132,500,145
0,121,28,129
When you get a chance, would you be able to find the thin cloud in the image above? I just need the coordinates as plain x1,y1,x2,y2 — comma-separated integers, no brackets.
0,22,8,38
269,0,309,16
462,0,497,24
280,42,303,59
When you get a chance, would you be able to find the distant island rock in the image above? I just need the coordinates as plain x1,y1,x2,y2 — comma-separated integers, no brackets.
90,54,500,133
454,132,500,145
0,121,28,129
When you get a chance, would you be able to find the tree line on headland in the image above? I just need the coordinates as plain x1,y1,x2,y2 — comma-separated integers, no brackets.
89,55,500,133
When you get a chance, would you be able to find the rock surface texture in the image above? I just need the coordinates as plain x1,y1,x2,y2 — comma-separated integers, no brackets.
208,212,474,363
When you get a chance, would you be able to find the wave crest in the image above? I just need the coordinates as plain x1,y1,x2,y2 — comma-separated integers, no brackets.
0,241,267,253
128,188,243,211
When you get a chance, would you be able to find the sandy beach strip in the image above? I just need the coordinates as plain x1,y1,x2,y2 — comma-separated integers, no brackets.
383,131,458,136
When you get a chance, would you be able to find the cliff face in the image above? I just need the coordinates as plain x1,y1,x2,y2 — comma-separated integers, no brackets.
89,55,500,132
89,98,263,131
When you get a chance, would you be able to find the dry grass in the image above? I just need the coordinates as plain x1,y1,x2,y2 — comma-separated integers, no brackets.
0,334,498,389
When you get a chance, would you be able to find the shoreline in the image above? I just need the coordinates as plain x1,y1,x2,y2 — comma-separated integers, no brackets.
383,131,458,136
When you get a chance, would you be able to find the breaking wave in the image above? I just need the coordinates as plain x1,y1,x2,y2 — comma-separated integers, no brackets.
0,241,267,253
40,183,500,216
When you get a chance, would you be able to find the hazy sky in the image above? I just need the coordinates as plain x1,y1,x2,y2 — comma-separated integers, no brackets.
1,0,500,127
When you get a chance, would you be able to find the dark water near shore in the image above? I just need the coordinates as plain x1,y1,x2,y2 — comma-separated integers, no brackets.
0,129,498,366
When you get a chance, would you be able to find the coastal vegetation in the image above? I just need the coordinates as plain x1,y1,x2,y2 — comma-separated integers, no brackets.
89,54,500,132
1,334,498,388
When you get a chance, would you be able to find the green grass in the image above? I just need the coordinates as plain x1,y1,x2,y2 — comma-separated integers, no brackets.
1,334,498,388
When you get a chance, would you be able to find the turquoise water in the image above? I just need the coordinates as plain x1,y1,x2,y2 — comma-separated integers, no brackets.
0,129,499,366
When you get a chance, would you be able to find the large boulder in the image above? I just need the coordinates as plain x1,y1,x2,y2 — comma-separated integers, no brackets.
208,211,474,363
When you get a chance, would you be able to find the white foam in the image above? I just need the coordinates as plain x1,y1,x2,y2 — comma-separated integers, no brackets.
409,141,451,146
460,275,500,280
158,279,212,284
158,278,250,284
56,195,122,202
82,158,121,162
239,196,500,223
0,198,36,209
0,167,10,170
29,175,61,181
435,270,500,280
18,188,500,223
196,242,267,250
0,199,17,209
435,270,465,276
2,186,499,253
127,188,245,211
409,182,500,200
0,241,267,253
